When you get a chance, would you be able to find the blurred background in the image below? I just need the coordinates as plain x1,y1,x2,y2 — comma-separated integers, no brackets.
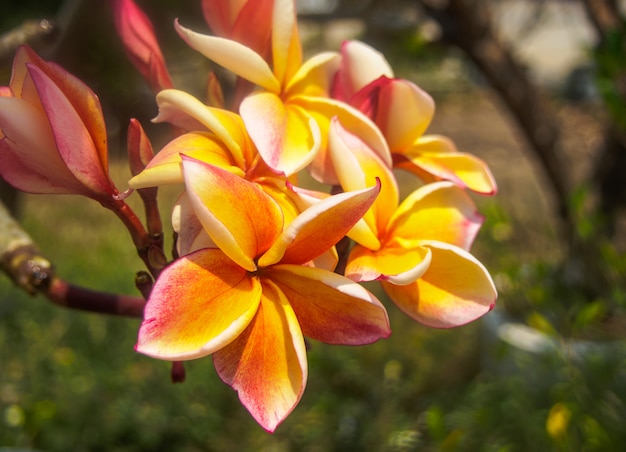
1,0,626,450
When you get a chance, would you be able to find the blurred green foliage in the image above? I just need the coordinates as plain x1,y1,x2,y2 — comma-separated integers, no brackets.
1,169,626,450
1,2,626,450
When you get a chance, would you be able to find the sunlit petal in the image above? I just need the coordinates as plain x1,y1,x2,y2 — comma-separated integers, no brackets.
286,51,340,96
136,248,262,359
153,89,249,168
182,156,283,271
259,181,380,267
129,132,243,188
271,0,302,86
240,92,321,176
345,242,431,285
382,241,496,328
287,183,380,251
295,95,391,184
175,20,280,93
336,40,394,101
387,181,483,250
396,135,498,195
213,279,307,433
374,78,435,152
268,264,391,344
329,118,398,238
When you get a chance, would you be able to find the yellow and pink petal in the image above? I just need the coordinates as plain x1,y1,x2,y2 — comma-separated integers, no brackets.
382,241,496,328
394,135,498,195
129,132,243,189
259,181,380,267
136,248,262,359
271,0,303,87
267,264,391,345
367,78,435,152
175,21,280,94
345,241,431,285
182,156,283,271
334,40,394,102
386,181,483,251
240,92,321,176
213,279,307,433
153,89,253,169
328,118,398,237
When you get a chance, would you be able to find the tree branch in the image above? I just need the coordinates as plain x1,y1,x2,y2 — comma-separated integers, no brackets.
1,200,145,318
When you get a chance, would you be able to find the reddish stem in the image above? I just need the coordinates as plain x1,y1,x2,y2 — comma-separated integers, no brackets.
46,277,145,317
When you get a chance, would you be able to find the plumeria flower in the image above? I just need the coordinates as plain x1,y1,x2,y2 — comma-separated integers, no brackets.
336,40,497,195
136,156,390,432
0,46,118,202
329,119,496,327
128,89,302,227
175,0,389,181
111,0,174,93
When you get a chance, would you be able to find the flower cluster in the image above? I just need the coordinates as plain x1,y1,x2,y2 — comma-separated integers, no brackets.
0,0,497,432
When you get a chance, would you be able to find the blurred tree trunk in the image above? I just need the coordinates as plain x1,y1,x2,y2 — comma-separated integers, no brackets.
418,0,575,242
581,0,626,234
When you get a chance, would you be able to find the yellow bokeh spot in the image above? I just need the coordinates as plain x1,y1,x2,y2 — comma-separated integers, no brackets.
546,402,571,439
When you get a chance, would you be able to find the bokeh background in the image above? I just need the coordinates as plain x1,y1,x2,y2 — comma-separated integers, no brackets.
1,1,626,450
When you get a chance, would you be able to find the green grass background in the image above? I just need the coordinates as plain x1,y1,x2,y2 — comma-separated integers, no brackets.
1,162,625,451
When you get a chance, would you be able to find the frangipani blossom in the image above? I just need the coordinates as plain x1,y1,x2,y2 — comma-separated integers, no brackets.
112,0,174,93
175,0,389,180
329,119,496,327
137,157,390,431
0,46,118,201
337,40,497,195
128,89,302,227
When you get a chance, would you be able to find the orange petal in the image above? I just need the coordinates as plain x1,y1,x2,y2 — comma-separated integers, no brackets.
382,241,496,328
129,132,243,188
397,135,498,195
182,156,283,271
259,181,380,267
345,242,431,285
213,279,307,433
153,89,251,168
268,264,391,344
240,92,321,176
136,248,262,359
387,181,483,251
